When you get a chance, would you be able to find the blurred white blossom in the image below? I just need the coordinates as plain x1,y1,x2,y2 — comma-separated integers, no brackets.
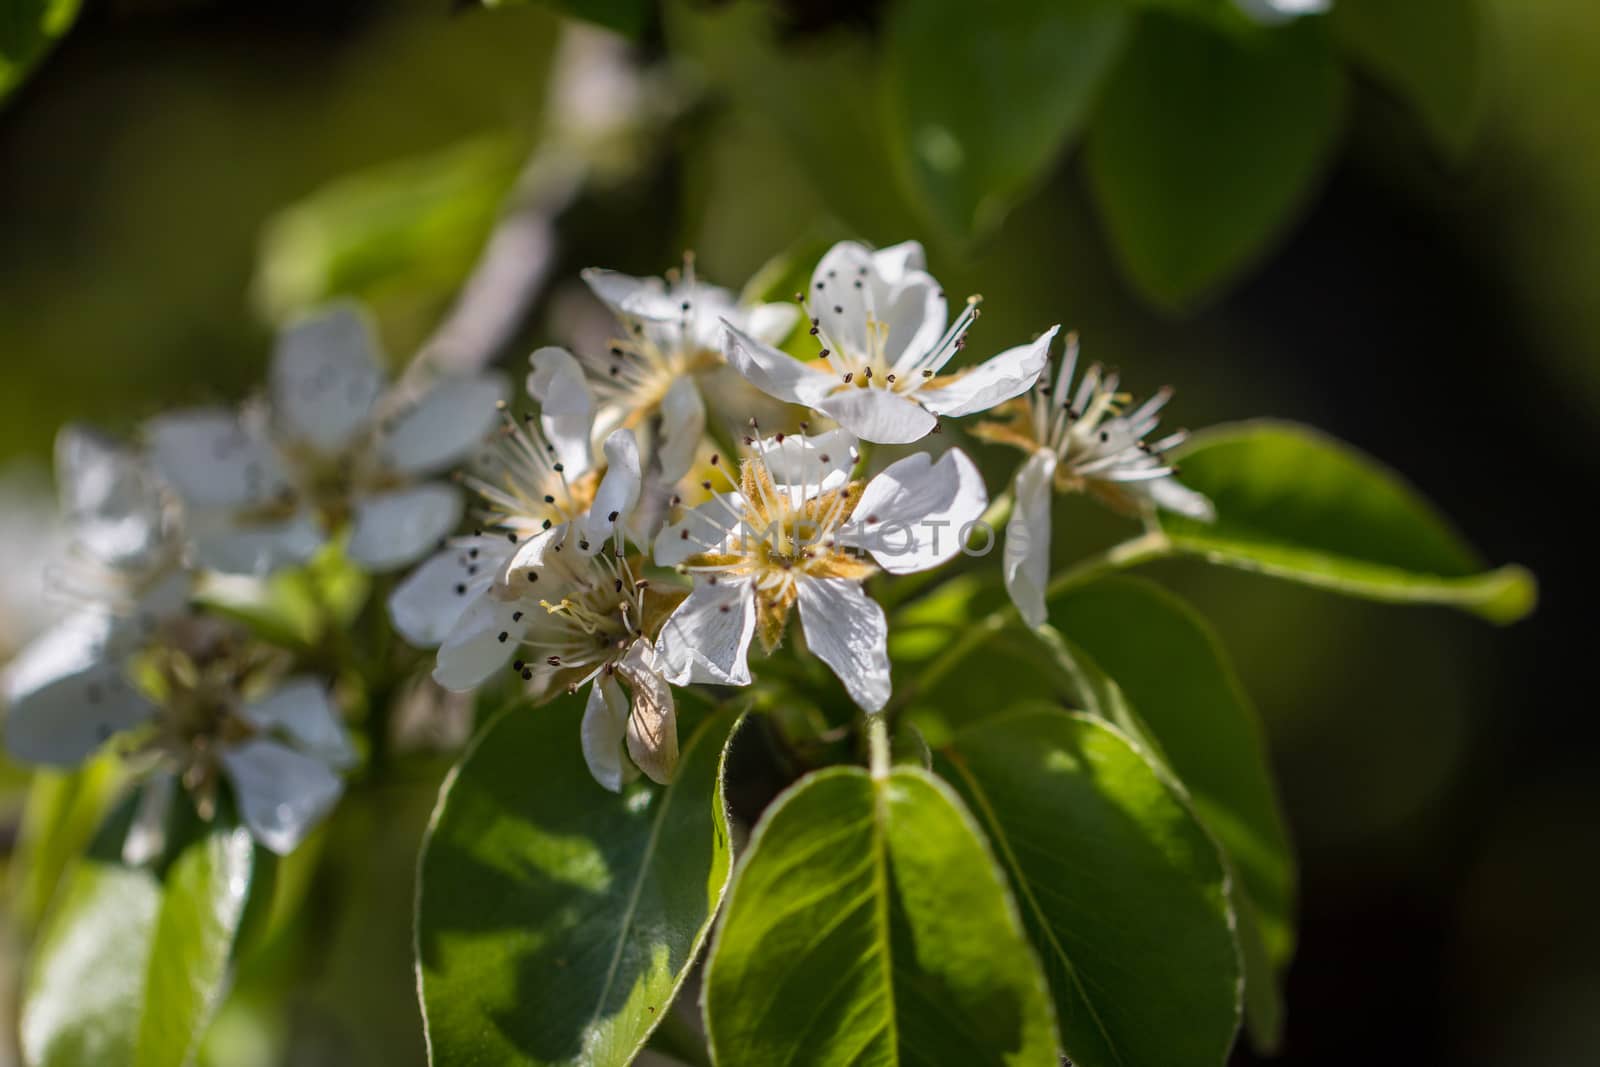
147,304,503,576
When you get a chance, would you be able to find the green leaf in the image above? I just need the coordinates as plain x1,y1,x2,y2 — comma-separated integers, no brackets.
1048,578,1294,1048
252,136,524,325
938,708,1241,1067
1333,0,1482,158
888,575,1065,743
483,0,648,39
704,765,1061,1066
416,697,742,1067
882,0,1130,243
1084,14,1344,308
22,796,260,1067
1157,419,1537,623
5,754,122,934
0,0,80,104
136,822,259,1066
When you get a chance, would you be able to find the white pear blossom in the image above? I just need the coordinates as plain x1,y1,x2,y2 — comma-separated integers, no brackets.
652,427,986,712
1,430,351,858
387,346,641,651
580,258,797,482
723,240,1057,444
147,304,505,576
3,426,189,767
430,525,684,791
974,334,1215,628
117,635,355,860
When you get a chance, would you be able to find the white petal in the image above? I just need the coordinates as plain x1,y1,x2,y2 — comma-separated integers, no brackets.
808,242,876,357
1234,0,1329,24
1142,476,1217,522
387,535,510,648
346,484,463,572
582,268,671,320
55,425,166,570
189,509,325,576
917,325,1058,418
581,673,637,793
759,428,859,490
1004,451,1057,629
656,377,705,485
814,387,937,445
722,322,835,407
123,773,176,866
743,302,801,347
579,429,641,554
2,612,155,766
654,578,755,687
220,738,344,855
433,597,526,692
527,346,595,475
843,447,987,574
878,271,948,370
620,639,677,785
146,410,288,508
379,373,507,475
240,677,354,768
796,578,891,713
870,240,927,282
506,523,569,576
271,305,384,453
652,497,741,568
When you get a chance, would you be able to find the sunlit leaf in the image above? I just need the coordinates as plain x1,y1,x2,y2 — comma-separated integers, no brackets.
1333,0,1482,158
22,797,261,1067
1158,420,1537,623
883,0,1130,243
417,696,741,1067
1084,14,1344,308
939,708,1241,1067
704,765,1061,1066
253,136,524,326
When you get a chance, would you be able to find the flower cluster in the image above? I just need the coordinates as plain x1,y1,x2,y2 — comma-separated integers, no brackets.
391,239,1213,789
2,239,1214,835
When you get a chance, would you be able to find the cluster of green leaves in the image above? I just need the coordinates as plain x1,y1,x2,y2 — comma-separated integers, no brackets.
413,421,1531,1067
637,0,1479,309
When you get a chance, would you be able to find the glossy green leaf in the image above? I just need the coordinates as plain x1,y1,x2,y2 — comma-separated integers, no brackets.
939,708,1241,1067
417,697,741,1067
704,765,1061,1066
1158,420,1536,623
22,796,260,1067
136,823,259,1066
1084,14,1343,308
483,0,648,39
1048,578,1294,1048
1333,0,1482,157
883,0,1130,243
0,0,80,103
253,136,524,324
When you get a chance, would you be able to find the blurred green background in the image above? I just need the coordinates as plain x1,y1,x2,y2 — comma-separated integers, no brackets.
1,0,1594,1064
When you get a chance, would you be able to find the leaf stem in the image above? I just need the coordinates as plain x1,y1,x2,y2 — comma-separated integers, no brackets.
867,714,891,781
